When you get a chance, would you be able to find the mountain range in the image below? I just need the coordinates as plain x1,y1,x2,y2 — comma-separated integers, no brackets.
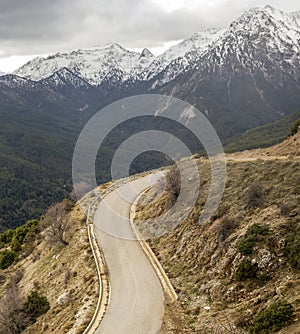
8,5,300,138
1,4,300,229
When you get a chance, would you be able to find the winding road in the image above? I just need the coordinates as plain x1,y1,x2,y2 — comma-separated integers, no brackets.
93,174,165,333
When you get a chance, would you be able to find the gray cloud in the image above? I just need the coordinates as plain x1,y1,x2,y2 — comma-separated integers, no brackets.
0,0,299,57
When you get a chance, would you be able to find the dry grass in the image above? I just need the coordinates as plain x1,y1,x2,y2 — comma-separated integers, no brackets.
0,195,103,334
135,157,300,333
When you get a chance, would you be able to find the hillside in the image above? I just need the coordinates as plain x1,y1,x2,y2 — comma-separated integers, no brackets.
0,195,102,334
227,124,300,159
225,111,300,152
0,131,300,333
1,5,299,231
134,132,300,333
0,83,81,231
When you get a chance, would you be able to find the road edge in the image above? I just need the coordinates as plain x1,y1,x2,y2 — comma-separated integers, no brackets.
82,208,110,334
130,187,178,303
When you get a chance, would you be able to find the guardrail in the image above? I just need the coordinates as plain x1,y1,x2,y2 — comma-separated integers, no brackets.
82,178,135,334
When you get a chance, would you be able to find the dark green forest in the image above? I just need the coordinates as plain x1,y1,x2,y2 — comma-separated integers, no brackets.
0,75,299,232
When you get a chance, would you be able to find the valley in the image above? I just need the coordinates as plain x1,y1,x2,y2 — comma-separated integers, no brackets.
0,3,299,334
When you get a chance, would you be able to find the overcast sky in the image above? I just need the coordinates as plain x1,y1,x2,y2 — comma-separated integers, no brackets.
0,0,299,72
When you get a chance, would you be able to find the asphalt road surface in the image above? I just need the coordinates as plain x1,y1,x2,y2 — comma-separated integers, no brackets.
93,174,165,334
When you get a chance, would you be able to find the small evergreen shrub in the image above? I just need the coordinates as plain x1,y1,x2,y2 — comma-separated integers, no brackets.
0,229,14,244
289,118,300,137
0,220,40,269
237,224,269,255
237,235,257,255
236,259,258,281
246,223,269,236
24,291,50,320
251,300,293,333
13,220,40,245
0,250,17,269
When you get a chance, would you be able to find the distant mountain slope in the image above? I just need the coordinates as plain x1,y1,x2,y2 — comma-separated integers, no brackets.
225,110,300,152
15,44,155,86
0,74,106,231
0,99,78,231
156,6,300,139
12,6,300,142
227,118,300,159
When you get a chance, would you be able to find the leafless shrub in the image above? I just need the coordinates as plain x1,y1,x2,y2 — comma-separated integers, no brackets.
71,181,90,201
0,283,29,334
33,280,40,290
165,165,181,201
31,251,41,263
244,182,264,209
11,269,24,285
64,268,72,285
0,273,5,285
214,216,238,241
42,200,73,246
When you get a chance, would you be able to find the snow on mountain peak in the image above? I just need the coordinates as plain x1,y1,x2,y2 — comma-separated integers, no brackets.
15,43,154,86
140,48,154,58
13,5,300,89
138,28,227,83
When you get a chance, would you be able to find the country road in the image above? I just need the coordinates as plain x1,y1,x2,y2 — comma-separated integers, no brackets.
93,174,165,334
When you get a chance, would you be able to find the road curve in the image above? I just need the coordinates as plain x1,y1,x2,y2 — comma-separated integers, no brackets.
93,174,165,334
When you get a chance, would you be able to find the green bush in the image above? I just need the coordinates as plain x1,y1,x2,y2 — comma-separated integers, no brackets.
13,220,40,245
251,300,293,333
246,224,269,236
236,259,258,281
237,235,257,255
0,250,17,269
0,229,14,244
237,224,269,255
289,118,300,137
24,291,50,320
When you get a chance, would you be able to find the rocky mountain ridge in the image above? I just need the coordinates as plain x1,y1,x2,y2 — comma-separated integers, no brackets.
13,6,300,92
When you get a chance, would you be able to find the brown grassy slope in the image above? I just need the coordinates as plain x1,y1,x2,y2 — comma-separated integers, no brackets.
135,155,300,333
0,202,99,334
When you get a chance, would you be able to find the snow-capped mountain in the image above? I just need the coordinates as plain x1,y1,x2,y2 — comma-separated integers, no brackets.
14,5,300,93
15,43,155,86
169,5,300,92
40,67,92,89
155,5,300,138
150,6,300,88
9,5,300,140
14,29,227,87
0,74,32,88
137,28,227,82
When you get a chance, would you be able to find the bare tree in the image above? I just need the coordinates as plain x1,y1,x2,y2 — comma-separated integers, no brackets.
43,201,73,246
0,283,28,334
165,165,181,198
